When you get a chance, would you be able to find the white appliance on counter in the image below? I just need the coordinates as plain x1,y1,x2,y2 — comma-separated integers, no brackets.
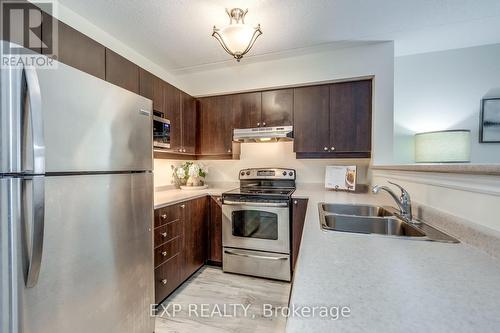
325,165,357,191
1,42,154,333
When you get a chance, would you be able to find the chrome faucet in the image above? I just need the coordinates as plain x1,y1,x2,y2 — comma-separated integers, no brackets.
372,182,416,224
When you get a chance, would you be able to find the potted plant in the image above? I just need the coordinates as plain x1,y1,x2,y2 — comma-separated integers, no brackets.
171,162,208,189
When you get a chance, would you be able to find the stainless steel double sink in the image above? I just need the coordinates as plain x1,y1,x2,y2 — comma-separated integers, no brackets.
319,203,459,243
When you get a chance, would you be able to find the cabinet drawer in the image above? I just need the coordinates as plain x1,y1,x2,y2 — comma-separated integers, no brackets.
154,220,182,247
154,237,181,268
155,254,181,302
154,204,182,227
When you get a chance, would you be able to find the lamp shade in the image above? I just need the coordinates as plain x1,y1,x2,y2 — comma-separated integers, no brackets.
414,130,471,163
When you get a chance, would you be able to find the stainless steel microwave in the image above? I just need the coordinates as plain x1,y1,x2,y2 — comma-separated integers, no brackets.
153,115,171,149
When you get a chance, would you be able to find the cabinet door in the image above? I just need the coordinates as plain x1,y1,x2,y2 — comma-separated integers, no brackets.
208,196,223,265
293,85,330,153
163,82,181,151
105,49,139,93
181,92,197,154
152,76,164,114
292,199,308,271
262,89,293,127
155,254,181,303
183,198,207,279
233,92,261,129
198,96,234,155
330,80,372,152
44,19,106,79
139,68,154,101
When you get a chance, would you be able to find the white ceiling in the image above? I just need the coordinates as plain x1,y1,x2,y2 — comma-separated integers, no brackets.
57,0,500,72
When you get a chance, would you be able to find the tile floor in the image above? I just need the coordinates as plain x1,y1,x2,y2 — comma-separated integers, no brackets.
155,266,291,333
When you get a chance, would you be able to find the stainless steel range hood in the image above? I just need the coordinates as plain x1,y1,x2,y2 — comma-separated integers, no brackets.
233,126,293,143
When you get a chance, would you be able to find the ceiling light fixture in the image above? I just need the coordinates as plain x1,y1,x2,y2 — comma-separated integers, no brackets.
212,8,262,62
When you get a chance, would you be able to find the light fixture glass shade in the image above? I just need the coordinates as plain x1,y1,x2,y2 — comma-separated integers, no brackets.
212,8,262,62
414,130,471,163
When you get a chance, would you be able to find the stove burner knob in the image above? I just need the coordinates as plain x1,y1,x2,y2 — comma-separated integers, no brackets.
240,172,245,176
289,171,293,176
282,171,287,176
246,171,251,175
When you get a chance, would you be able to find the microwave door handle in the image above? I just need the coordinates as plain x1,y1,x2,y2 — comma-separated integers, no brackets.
223,200,288,208
23,67,45,175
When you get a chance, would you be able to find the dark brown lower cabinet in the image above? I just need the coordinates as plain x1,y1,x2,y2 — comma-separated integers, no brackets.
182,197,207,279
154,197,208,304
207,196,223,266
155,254,181,302
291,198,308,271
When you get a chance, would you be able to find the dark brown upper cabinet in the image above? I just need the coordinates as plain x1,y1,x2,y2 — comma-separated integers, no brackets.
152,76,164,113
163,82,181,151
293,80,372,158
105,49,139,93
233,92,261,129
48,20,106,79
198,95,235,156
232,89,293,128
330,80,372,153
139,68,154,101
262,89,293,127
181,92,197,154
293,85,330,153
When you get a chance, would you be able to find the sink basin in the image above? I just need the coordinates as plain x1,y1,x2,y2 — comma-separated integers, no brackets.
321,203,394,217
322,214,426,237
318,202,459,243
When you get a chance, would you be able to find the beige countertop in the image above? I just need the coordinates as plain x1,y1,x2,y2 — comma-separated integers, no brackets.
287,183,500,332
154,183,238,209
154,182,500,332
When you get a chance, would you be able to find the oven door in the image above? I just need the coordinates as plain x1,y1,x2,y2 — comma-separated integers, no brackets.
222,200,290,254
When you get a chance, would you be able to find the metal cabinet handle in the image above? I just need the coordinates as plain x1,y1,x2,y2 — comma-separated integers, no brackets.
323,147,328,151
227,149,231,153
262,122,266,126
331,147,335,151
162,251,167,257
294,200,298,205
161,279,168,285
161,214,167,219
257,122,260,127
180,204,185,209
224,250,288,261
161,232,167,237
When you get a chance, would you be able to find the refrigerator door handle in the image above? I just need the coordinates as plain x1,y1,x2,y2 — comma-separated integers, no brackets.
24,176,45,288
23,67,45,175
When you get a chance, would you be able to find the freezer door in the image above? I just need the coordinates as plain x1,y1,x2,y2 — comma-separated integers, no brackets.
20,173,154,333
35,60,153,173
1,177,20,333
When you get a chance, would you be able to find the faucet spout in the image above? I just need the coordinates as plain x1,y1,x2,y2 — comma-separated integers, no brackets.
372,182,415,223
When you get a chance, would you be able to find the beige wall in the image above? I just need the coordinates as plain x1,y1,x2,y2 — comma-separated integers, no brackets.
154,142,370,187
371,169,500,233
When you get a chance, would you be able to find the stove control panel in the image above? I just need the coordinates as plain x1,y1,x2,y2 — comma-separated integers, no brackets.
239,168,296,180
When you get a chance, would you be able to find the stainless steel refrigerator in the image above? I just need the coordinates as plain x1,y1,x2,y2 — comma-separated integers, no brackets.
1,43,155,333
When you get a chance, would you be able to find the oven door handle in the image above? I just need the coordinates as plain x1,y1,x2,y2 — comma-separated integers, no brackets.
223,200,288,208
224,250,288,261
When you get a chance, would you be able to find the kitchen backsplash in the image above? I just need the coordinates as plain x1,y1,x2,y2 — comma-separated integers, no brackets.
154,142,370,187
